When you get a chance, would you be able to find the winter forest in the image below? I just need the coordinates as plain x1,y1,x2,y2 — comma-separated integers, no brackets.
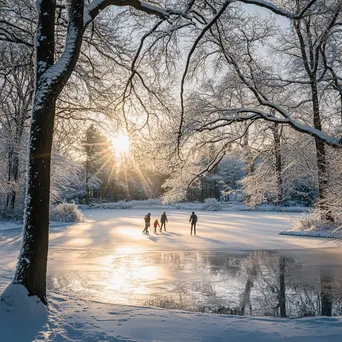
1,0,342,341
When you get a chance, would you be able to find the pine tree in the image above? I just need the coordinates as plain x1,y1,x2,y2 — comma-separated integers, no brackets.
84,125,116,203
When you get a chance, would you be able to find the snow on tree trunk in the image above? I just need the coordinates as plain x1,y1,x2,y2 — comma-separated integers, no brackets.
311,81,333,221
13,0,57,304
12,0,85,303
13,100,56,304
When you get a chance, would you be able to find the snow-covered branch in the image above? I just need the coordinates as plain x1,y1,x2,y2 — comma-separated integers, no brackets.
84,0,186,27
236,0,318,19
200,107,342,148
36,0,84,102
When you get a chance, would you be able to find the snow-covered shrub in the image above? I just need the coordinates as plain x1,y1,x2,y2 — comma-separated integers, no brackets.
201,198,222,211
293,212,339,232
50,202,84,223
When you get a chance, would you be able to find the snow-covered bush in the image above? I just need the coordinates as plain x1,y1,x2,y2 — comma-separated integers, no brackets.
50,203,84,223
293,212,340,232
201,198,222,211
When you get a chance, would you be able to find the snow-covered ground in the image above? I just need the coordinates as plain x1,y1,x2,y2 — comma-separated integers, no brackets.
1,209,342,341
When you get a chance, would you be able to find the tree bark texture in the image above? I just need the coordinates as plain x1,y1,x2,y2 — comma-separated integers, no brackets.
13,0,57,304
273,124,283,204
311,82,333,221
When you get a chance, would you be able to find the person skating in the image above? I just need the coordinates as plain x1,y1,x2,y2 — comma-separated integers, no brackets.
160,212,168,232
189,211,198,236
153,219,160,233
142,213,151,234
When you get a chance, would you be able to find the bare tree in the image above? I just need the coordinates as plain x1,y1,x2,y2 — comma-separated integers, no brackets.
8,0,188,304
172,0,341,214
0,1,35,214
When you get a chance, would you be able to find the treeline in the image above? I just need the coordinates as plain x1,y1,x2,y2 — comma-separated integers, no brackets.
0,123,166,218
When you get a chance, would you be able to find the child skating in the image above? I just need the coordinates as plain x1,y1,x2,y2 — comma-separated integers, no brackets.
153,219,160,233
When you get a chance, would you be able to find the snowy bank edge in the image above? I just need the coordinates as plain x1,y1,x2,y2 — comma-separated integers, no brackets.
280,230,342,239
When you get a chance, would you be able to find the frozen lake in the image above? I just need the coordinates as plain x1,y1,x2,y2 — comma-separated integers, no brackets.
1,209,341,318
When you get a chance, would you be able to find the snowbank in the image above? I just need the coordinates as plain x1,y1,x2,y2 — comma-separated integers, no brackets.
0,284,48,341
280,212,342,239
1,289,342,342
280,230,342,238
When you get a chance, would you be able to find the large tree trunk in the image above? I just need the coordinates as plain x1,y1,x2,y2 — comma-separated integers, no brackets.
13,0,56,304
273,123,283,205
311,82,332,221
13,100,56,304
12,0,85,304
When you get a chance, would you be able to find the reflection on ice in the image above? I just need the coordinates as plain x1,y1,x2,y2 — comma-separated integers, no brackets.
48,248,342,318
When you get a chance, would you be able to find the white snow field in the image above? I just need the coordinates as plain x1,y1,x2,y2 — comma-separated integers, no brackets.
1,209,342,341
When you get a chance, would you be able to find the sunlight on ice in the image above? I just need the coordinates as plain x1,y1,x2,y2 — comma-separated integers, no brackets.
114,227,143,240
63,237,93,247
114,245,145,254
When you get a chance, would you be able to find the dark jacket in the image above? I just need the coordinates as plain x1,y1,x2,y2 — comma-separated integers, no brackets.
161,213,168,223
144,214,151,226
189,214,198,224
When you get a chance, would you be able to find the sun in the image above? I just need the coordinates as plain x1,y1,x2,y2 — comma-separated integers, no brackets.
111,133,130,154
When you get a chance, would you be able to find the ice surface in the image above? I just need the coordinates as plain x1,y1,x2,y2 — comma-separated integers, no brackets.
0,209,341,341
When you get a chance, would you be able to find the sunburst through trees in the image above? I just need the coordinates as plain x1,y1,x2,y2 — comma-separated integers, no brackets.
82,125,165,203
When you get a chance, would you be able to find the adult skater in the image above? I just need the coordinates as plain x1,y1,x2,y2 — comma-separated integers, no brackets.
142,213,151,234
189,211,198,236
160,212,168,232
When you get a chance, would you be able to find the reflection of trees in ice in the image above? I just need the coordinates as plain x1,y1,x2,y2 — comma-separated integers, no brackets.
239,252,260,316
47,250,342,318
249,251,292,317
147,251,342,318
176,251,342,318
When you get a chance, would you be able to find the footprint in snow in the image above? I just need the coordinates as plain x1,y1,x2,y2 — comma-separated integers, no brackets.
118,318,129,322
